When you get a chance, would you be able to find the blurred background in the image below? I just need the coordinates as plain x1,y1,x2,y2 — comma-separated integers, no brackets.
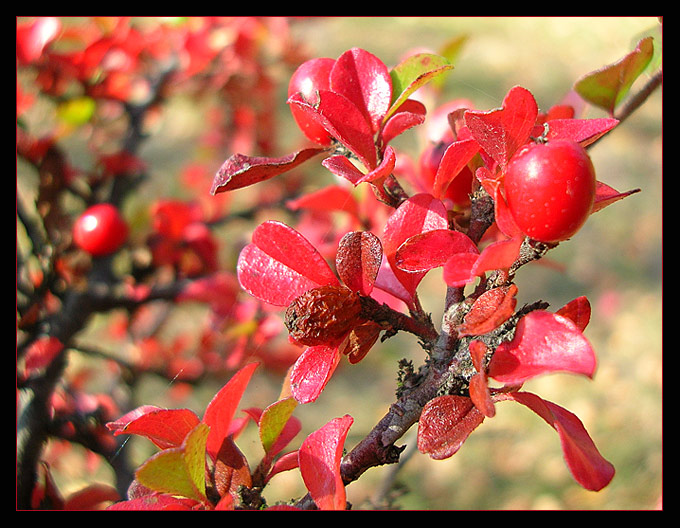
19,17,662,510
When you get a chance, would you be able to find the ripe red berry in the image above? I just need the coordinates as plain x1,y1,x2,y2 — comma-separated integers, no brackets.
72,203,129,256
287,57,335,146
503,139,596,243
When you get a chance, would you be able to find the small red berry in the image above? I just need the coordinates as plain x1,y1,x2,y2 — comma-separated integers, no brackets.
72,203,129,256
503,139,596,243
288,57,335,146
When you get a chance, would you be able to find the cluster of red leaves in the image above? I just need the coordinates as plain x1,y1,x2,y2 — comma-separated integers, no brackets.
210,43,649,498
105,362,353,510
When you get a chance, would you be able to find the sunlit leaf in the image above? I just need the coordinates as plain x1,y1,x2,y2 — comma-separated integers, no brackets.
488,311,596,384
299,415,353,510
336,231,383,295
290,345,342,404
574,37,654,114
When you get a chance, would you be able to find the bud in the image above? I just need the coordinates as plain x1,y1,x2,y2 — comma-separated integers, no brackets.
285,285,363,346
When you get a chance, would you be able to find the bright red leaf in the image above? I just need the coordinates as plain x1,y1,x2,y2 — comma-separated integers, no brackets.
432,137,480,199
290,345,341,404
395,228,478,272
202,362,258,458
464,85,538,169
299,414,353,510
488,310,596,384
592,181,641,214
380,99,427,145
504,392,615,491
330,47,392,134
107,407,201,450
556,296,591,332
288,90,377,169
237,221,339,307
382,193,449,304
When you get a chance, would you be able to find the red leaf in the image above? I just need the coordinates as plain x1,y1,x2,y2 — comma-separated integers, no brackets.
488,311,596,384
471,235,523,276
212,436,252,502
458,284,518,337
24,336,63,373
211,148,327,194
464,85,538,169
299,414,353,510
417,395,485,460
442,252,480,287
290,345,342,404
395,228,478,273
380,98,427,145
237,221,339,306
556,296,591,332
63,484,120,510
288,90,377,169
203,362,258,458
432,137,480,199
336,231,383,295
330,47,392,134
323,145,396,185
544,118,619,147
107,407,201,450
592,181,641,214
286,185,360,219
468,340,496,417
505,392,615,491
382,193,449,302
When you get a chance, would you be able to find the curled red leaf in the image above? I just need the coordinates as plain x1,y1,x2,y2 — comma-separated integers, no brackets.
488,310,596,384
210,148,327,194
417,395,485,460
336,231,383,295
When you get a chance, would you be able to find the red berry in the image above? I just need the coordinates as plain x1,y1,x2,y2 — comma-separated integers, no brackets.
72,203,129,256
288,57,335,146
503,139,596,243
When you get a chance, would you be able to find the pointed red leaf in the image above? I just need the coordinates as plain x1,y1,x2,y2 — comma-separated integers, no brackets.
505,391,615,491
432,137,480,199
237,221,339,307
299,414,353,510
556,296,591,332
488,311,596,384
464,85,538,169
288,90,377,169
545,118,619,147
330,47,392,134
203,362,258,458
211,148,328,195
395,228,478,272
457,284,518,337
290,345,342,404
417,395,485,460
382,193,449,302
336,231,383,295
380,98,426,145
592,181,641,213
107,407,201,450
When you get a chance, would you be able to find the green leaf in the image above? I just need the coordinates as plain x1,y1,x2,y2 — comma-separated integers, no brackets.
385,53,454,123
574,37,654,115
259,397,297,454
136,423,210,503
